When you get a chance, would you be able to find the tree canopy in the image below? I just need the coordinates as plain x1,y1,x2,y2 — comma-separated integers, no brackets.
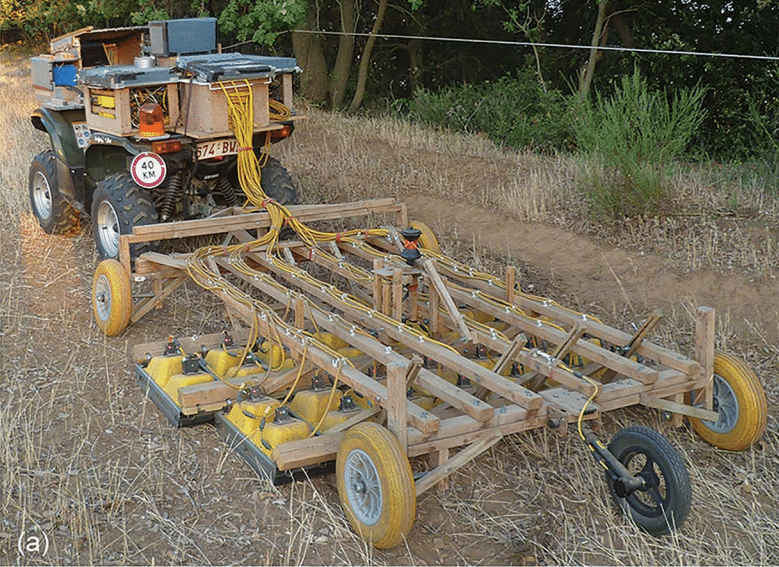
5,0,777,159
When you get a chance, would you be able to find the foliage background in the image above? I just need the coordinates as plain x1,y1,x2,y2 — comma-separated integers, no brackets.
3,0,777,188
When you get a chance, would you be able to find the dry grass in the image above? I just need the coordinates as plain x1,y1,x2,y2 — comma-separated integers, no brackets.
1,50,50,223
2,47,778,566
278,109,585,224
275,108,779,280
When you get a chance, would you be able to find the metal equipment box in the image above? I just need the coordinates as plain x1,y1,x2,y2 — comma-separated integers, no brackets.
149,18,217,56
82,82,180,136
177,78,269,138
31,55,82,109
79,64,181,136
175,53,299,138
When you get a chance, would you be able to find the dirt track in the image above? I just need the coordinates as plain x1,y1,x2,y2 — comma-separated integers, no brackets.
408,193,779,346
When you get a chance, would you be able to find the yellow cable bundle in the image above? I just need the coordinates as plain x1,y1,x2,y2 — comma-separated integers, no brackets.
269,99,291,121
182,80,610,417
218,80,387,253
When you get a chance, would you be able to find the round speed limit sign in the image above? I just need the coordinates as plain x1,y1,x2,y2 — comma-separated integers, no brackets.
131,152,167,189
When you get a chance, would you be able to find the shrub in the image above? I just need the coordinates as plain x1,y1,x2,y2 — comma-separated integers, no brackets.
406,69,573,152
573,68,707,217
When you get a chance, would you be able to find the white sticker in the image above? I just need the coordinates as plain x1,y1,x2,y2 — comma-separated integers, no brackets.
131,152,167,189
72,122,91,149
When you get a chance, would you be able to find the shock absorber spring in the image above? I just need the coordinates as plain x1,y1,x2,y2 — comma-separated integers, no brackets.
214,175,238,208
158,171,184,221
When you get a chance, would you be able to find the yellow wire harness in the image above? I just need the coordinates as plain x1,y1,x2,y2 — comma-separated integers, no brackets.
182,80,608,436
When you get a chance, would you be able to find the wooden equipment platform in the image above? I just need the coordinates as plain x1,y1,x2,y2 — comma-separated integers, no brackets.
122,198,719,489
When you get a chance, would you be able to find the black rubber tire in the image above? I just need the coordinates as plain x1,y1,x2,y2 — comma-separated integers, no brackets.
28,150,81,235
260,156,299,205
607,425,691,536
91,172,159,261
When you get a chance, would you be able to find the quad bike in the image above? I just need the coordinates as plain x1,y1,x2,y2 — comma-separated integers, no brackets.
29,17,302,260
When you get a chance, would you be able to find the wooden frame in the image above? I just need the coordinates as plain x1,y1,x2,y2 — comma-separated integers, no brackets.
84,82,180,137
118,198,718,492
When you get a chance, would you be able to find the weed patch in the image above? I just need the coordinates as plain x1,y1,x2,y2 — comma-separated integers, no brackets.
404,69,573,152
573,68,707,218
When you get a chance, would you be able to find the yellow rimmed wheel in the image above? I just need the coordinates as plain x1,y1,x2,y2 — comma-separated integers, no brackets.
92,259,133,337
336,423,416,549
408,220,440,254
688,352,767,451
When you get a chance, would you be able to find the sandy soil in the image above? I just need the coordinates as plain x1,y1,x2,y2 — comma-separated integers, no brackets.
407,193,779,346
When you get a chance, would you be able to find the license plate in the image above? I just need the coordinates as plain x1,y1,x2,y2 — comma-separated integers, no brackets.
196,138,239,160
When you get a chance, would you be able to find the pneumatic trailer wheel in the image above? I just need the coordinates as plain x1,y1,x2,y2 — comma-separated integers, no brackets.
607,425,691,536
29,151,80,234
259,156,299,205
687,352,767,451
91,173,159,261
92,259,133,336
336,423,416,549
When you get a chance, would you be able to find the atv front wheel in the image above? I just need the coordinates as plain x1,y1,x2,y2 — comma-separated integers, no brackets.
91,173,159,261
29,150,80,234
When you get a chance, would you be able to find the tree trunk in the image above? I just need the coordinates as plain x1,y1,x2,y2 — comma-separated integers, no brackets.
609,10,634,48
329,0,357,109
408,37,424,95
292,7,329,105
579,0,608,99
348,0,388,113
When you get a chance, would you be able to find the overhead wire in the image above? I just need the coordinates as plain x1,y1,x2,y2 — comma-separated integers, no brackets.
293,29,779,62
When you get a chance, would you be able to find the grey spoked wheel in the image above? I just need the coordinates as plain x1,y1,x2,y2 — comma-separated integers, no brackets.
336,423,416,549
28,150,80,234
91,172,159,261
703,373,738,433
94,272,114,323
344,448,383,526
94,273,109,319
687,352,767,451
95,199,121,259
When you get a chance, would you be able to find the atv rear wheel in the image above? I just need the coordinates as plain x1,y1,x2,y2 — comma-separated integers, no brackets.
91,173,159,261
259,156,299,205
29,150,80,235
